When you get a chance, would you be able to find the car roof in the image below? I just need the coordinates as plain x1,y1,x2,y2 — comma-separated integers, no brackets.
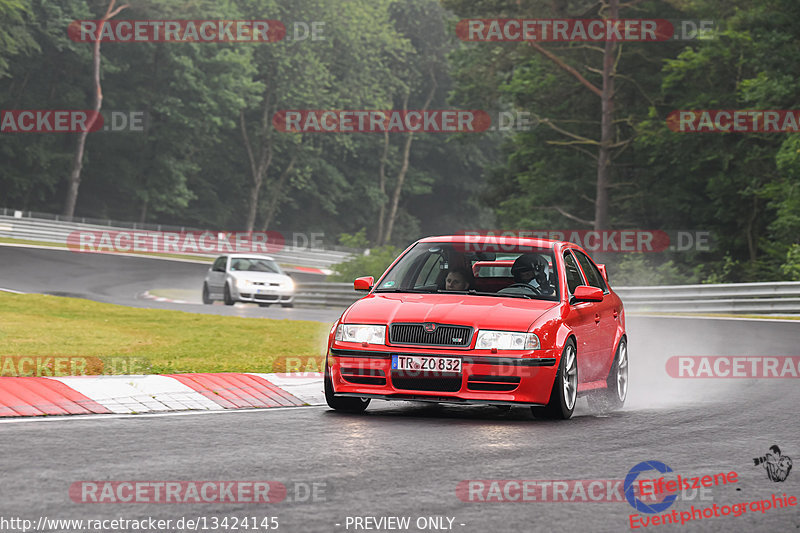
418,234,559,249
224,254,276,261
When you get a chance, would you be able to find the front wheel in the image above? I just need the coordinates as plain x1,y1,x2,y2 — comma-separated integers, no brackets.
223,283,235,306
202,283,213,305
588,338,628,413
532,339,577,420
324,367,370,413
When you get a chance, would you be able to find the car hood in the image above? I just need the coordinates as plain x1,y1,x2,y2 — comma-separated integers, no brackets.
342,293,558,331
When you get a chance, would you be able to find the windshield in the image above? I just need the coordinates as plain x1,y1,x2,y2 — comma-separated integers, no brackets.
375,242,559,301
229,258,281,274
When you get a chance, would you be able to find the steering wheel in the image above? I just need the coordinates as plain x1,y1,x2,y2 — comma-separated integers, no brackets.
504,283,543,296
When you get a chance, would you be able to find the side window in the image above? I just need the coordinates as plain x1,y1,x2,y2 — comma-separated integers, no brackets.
573,250,607,292
213,257,226,272
563,251,585,294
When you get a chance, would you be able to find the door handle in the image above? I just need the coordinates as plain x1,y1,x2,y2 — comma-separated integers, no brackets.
595,313,601,324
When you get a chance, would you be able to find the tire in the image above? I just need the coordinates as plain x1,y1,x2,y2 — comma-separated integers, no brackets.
532,339,577,420
281,303,294,308
588,338,628,413
324,366,370,413
223,283,235,306
202,283,213,305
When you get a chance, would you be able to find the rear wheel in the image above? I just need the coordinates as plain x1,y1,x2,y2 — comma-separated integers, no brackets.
223,283,235,306
202,283,213,305
324,366,370,413
532,339,577,420
588,338,628,413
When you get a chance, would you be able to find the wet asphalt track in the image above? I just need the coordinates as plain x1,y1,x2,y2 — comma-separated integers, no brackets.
0,244,342,323
1,244,799,532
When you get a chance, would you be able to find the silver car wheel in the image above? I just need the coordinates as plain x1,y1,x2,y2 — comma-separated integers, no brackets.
562,343,577,410
616,342,628,402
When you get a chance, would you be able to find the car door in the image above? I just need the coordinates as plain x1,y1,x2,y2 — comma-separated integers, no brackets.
561,250,599,383
208,256,227,295
572,249,617,382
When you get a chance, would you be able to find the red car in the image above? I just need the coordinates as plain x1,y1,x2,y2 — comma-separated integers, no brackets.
324,235,628,419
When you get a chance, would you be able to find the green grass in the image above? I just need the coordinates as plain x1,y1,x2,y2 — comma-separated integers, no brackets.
0,292,329,374
0,237,308,269
0,237,213,263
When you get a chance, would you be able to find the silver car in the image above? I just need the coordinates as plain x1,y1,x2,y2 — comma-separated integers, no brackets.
202,254,295,308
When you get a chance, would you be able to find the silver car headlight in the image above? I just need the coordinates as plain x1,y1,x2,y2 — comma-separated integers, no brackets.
335,324,386,345
234,277,248,289
283,278,295,290
475,330,540,350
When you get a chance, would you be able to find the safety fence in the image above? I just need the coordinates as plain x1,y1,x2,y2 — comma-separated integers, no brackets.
0,209,356,270
295,281,800,314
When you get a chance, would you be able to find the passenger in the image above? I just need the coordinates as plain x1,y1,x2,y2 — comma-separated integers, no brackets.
444,268,472,291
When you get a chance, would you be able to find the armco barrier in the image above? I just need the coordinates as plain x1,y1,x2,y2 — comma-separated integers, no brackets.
295,281,800,314
0,210,355,270
294,282,365,307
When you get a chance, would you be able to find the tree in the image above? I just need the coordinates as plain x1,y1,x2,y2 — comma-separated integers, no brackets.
63,0,127,217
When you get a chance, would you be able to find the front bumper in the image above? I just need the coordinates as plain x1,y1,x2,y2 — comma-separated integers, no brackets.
328,346,559,406
233,286,294,303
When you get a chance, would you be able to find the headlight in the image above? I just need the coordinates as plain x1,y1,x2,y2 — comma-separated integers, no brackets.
283,278,295,290
335,324,386,345
233,277,247,289
475,330,540,350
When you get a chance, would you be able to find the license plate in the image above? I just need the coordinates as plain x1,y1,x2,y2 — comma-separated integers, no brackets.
257,289,274,294
392,355,461,374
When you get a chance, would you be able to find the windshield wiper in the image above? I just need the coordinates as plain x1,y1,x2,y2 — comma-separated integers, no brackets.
434,289,535,299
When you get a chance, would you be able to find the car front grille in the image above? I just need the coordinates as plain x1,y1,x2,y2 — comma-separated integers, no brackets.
389,323,472,347
341,367,386,386
467,374,521,392
390,371,462,392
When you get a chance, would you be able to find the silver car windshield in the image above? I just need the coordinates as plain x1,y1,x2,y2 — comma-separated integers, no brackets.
230,258,281,274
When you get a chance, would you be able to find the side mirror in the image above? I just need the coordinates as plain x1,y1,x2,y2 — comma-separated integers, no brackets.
572,285,604,303
354,276,374,292
597,264,609,282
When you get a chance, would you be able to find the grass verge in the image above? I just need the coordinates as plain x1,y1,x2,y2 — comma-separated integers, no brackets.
0,293,328,375
0,237,213,263
0,238,311,271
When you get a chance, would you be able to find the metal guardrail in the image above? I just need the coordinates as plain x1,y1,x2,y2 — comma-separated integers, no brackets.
295,281,800,314
294,282,367,307
0,211,356,270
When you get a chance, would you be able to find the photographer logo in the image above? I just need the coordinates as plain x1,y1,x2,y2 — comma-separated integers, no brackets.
753,445,793,482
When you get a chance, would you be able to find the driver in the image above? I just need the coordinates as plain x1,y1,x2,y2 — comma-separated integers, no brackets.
510,254,554,295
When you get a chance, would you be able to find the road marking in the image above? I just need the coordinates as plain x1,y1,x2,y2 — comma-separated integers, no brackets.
0,287,25,294
630,313,800,323
0,404,327,424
